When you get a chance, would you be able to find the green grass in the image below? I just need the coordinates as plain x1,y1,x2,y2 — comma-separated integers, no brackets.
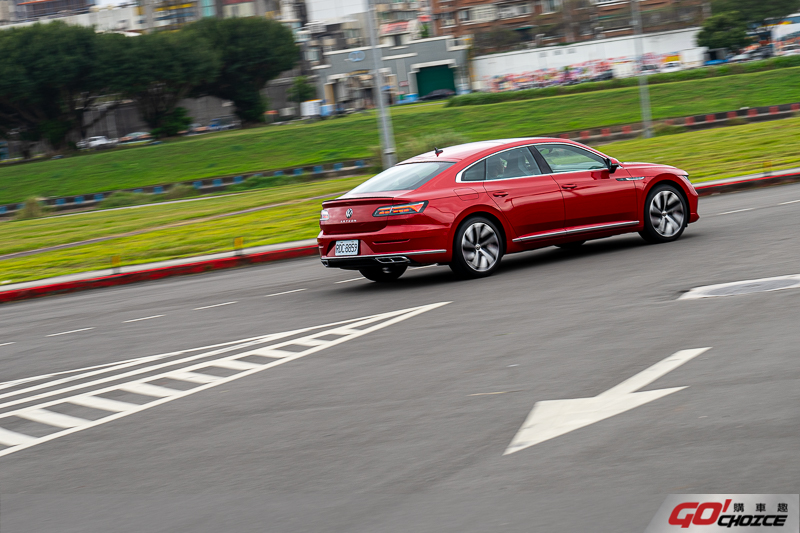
0,175,368,257
601,116,800,182
0,197,332,284
3,115,800,284
1,68,799,204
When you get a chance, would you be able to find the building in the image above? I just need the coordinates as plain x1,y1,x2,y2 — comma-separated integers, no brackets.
432,0,709,52
311,35,469,108
0,0,18,23
15,0,93,20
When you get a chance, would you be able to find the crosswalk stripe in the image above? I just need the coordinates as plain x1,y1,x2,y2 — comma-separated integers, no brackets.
17,408,88,429
119,382,181,398
246,348,294,359
166,371,220,384
70,395,138,413
0,427,37,447
211,360,263,371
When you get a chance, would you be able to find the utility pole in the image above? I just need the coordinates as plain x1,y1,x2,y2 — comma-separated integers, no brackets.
630,0,653,138
366,0,396,169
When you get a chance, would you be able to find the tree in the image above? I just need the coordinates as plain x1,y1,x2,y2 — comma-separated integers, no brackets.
0,22,125,154
711,0,800,26
115,31,219,137
697,11,751,51
184,17,298,124
287,76,316,106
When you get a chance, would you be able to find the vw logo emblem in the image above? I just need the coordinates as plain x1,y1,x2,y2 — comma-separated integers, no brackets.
345,208,353,218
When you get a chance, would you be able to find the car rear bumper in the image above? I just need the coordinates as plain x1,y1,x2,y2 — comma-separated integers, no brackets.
320,249,446,269
318,225,451,269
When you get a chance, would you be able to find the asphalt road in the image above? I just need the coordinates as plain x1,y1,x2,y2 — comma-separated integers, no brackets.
2,184,800,532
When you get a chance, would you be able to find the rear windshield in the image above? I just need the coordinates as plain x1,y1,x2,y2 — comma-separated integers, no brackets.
348,162,454,194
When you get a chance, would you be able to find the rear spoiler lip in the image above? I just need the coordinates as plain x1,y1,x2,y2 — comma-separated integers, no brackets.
322,195,405,207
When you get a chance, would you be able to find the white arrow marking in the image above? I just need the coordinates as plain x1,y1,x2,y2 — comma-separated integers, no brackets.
504,347,711,455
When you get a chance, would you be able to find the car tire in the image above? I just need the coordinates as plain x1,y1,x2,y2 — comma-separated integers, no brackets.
556,240,585,250
639,183,688,244
359,265,407,282
449,216,503,279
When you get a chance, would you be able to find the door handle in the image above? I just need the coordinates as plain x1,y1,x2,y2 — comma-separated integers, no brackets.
561,184,578,190
492,192,509,197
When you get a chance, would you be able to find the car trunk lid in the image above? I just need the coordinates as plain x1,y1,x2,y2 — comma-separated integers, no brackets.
321,196,397,235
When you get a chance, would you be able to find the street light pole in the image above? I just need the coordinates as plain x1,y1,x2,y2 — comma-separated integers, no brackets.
366,0,397,169
630,0,653,138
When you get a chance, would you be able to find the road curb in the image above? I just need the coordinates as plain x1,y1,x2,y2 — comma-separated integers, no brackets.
0,245,319,305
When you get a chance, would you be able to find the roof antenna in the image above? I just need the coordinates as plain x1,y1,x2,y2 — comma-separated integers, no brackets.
434,147,443,157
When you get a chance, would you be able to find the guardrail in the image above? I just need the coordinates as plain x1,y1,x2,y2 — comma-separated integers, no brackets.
0,159,373,217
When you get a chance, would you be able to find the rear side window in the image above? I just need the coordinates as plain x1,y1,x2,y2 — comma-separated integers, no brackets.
485,147,542,180
349,162,454,193
461,160,486,182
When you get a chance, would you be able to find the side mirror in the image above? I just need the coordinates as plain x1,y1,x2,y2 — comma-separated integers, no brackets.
604,157,620,174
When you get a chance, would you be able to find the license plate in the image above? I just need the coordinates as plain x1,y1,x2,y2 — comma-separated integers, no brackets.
334,240,359,256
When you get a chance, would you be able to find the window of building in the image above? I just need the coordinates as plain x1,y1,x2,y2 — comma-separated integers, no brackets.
458,9,470,22
541,0,560,13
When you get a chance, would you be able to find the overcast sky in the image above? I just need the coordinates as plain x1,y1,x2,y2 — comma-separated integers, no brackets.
306,0,367,21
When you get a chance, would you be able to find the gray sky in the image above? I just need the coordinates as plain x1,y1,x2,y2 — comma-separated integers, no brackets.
306,0,366,21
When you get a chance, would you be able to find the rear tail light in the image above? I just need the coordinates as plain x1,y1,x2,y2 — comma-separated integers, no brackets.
320,209,330,221
373,201,428,217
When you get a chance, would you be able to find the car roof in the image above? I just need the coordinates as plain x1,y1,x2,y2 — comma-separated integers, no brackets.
400,137,572,163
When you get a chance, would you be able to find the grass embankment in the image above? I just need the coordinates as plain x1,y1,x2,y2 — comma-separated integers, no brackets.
0,176,367,257
1,68,799,204
2,116,800,284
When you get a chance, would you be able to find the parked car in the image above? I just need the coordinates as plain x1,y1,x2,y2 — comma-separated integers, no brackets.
78,136,117,149
119,131,152,144
640,64,660,76
660,61,683,73
183,123,209,135
207,116,241,132
419,89,456,101
317,138,698,281
729,52,753,63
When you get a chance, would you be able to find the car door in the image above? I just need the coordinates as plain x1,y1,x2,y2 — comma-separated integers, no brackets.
533,143,638,230
464,146,565,240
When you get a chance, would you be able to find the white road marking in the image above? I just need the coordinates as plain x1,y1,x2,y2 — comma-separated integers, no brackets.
193,301,237,310
18,408,88,429
0,337,277,391
778,199,800,205
504,348,711,455
123,315,164,323
716,208,754,215
0,342,14,347
0,303,450,458
46,328,94,337
70,395,139,413
335,277,364,284
0,319,375,409
410,265,438,270
265,289,306,297
680,274,800,300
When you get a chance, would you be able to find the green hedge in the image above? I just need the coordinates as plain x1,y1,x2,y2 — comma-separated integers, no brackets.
447,56,800,107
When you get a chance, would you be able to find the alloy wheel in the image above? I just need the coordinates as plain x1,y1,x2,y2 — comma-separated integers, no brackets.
461,222,500,272
649,190,685,238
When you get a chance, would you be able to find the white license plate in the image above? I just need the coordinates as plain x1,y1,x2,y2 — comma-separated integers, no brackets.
334,240,359,256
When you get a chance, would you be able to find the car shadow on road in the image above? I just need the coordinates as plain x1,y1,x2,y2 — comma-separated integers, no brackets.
335,233,700,291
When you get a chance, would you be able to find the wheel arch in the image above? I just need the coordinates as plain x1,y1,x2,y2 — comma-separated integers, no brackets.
643,175,690,212
450,206,510,254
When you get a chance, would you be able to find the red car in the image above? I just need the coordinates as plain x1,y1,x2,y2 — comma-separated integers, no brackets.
318,138,699,282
